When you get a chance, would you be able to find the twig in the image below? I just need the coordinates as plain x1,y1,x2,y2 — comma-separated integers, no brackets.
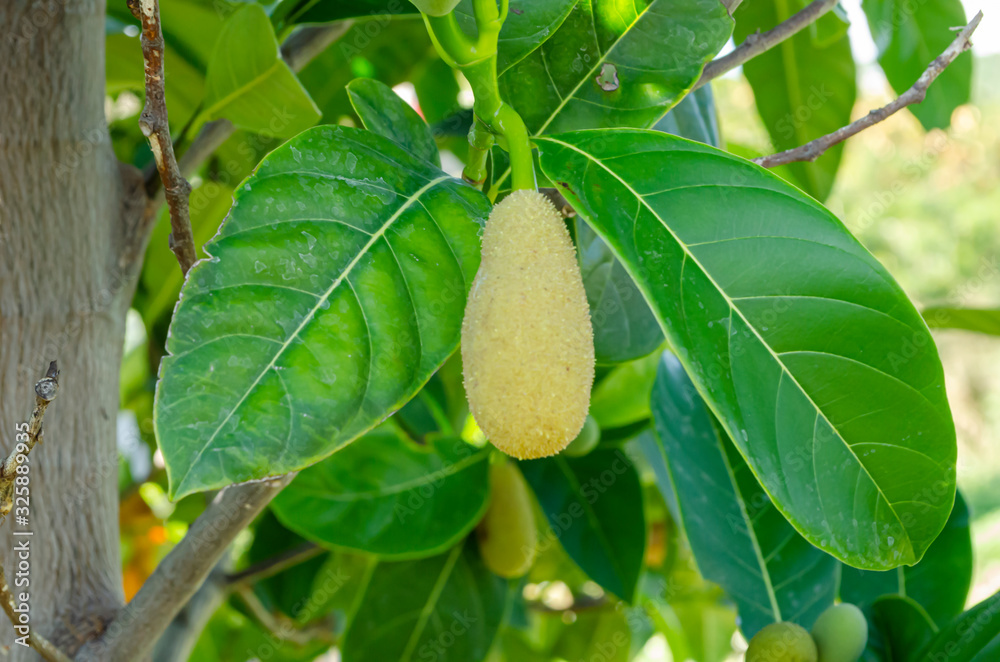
0,361,59,521
754,12,983,168
235,586,334,647
74,473,296,662
0,567,72,662
225,542,323,587
128,0,196,274
0,363,71,662
695,0,840,90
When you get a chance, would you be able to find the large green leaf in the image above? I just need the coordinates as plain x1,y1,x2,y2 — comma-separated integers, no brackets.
494,0,732,191
840,491,972,628
861,0,972,130
201,5,320,137
647,352,837,638
342,542,510,662
519,449,646,602
735,0,856,201
271,431,490,558
923,307,1000,336
536,129,956,570
916,590,1000,662
154,125,489,498
348,78,440,166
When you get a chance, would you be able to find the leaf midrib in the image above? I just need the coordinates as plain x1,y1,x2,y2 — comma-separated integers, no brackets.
171,174,452,494
399,545,463,662
541,135,913,558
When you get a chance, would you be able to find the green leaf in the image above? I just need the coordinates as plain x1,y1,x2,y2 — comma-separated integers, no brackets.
154,125,490,499
861,0,972,130
271,431,489,558
342,542,510,662
498,0,732,142
519,449,646,602
348,78,440,166
734,0,857,201
536,129,957,570
923,307,1000,335
872,595,938,662
202,5,320,137
654,85,721,148
646,352,837,638
840,492,973,628
916,590,1000,662
589,351,661,428
246,511,329,620
580,86,722,365
579,220,663,364
454,0,578,74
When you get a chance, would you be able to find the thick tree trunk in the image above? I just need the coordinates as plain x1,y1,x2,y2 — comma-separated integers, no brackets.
0,0,141,656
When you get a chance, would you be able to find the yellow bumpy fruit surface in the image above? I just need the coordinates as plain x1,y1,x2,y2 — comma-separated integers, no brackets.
746,622,818,662
477,461,538,578
461,190,595,459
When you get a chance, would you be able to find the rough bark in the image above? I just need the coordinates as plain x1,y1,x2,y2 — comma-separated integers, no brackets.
0,0,142,656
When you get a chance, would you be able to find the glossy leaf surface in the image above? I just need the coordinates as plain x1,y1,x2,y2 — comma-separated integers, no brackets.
520,449,645,602
272,432,489,558
537,129,957,570
155,126,489,498
840,492,972,627
348,78,440,166
499,0,733,136
342,543,509,662
648,352,837,637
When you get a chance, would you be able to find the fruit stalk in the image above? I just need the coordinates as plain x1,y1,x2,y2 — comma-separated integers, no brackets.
419,0,535,191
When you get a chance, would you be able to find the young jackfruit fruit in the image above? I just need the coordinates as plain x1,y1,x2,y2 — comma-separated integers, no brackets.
477,461,537,578
461,190,595,459
746,622,818,662
811,604,868,662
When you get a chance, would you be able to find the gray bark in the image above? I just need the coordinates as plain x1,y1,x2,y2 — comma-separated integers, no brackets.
0,0,144,656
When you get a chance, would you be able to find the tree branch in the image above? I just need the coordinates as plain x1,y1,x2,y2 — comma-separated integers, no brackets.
128,0,196,274
754,12,982,168
695,0,840,90
74,474,295,662
0,363,71,662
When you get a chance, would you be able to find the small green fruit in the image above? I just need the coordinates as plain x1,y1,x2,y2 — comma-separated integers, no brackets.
477,461,538,578
564,415,600,457
746,622,818,662
811,603,868,662
408,0,461,16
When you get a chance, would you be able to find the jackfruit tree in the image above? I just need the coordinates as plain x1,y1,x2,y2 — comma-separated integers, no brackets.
1,0,997,661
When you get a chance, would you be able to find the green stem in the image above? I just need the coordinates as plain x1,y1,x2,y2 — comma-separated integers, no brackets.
464,118,494,185
422,2,535,192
